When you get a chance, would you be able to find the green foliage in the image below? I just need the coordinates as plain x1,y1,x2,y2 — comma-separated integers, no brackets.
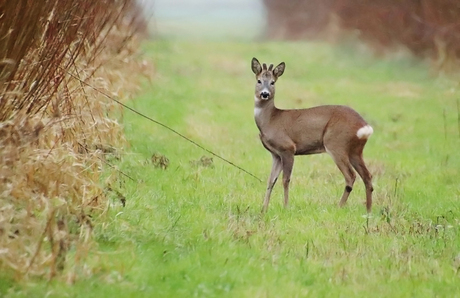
5,40,460,297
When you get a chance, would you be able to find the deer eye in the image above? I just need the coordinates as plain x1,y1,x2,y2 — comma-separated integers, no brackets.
257,80,261,84
270,81,275,85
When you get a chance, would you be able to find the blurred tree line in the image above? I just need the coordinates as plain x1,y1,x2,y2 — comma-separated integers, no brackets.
263,0,460,70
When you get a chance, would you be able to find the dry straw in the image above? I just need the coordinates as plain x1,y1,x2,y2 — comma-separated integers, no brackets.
0,0,149,281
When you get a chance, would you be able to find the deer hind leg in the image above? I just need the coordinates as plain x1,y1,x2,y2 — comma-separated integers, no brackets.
350,154,373,213
327,148,356,207
262,154,282,213
337,160,356,208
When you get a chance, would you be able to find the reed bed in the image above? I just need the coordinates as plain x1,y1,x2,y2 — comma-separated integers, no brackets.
0,0,148,281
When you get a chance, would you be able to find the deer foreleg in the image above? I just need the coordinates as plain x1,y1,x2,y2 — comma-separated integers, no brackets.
262,154,282,213
280,153,294,208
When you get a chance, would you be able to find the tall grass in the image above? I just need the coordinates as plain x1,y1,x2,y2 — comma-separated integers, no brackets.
0,0,148,281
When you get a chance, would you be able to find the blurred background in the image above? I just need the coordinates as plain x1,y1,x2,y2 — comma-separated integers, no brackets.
147,0,264,39
146,0,460,70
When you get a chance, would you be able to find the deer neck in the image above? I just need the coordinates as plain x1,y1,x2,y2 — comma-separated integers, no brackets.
254,96,278,131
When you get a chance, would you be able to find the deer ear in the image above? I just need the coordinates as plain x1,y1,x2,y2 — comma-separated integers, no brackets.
273,62,285,79
251,57,262,75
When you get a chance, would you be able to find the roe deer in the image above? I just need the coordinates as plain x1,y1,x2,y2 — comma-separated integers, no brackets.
251,57,374,213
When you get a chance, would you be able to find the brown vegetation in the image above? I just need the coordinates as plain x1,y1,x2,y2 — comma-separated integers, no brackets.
0,0,148,280
263,0,460,70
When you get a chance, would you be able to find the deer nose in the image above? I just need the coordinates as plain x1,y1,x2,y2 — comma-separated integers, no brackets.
260,91,270,99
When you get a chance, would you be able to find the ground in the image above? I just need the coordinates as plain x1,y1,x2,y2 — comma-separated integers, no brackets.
3,39,460,297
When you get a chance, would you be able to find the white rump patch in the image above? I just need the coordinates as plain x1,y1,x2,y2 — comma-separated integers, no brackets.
356,125,374,139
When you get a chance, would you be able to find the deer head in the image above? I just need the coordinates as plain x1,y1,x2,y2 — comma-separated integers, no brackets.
251,57,285,102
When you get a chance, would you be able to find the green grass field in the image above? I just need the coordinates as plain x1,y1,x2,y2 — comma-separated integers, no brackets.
5,40,460,297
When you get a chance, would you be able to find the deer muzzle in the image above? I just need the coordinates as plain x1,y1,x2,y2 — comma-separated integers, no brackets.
260,91,270,99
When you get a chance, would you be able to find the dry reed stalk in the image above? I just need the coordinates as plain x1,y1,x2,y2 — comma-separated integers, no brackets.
0,0,149,281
